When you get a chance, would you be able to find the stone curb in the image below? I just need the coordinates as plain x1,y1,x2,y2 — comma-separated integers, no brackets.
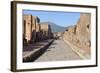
23,39,54,62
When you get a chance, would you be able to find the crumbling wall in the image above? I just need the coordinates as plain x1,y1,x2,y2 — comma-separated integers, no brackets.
62,13,91,58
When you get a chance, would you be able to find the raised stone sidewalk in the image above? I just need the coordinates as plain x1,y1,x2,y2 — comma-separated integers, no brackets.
23,39,54,62
62,38,90,59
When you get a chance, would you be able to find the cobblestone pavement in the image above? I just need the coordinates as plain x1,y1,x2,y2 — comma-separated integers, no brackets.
35,39,81,62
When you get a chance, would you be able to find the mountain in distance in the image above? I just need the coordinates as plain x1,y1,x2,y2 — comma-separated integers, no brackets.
40,22,67,33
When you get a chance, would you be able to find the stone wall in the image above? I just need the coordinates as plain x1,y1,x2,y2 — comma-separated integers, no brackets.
76,13,91,48
62,13,91,57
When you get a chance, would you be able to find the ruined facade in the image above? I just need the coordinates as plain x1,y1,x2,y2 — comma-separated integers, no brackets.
31,16,40,43
40,23,52,40
23,15,40,44
23,14,52,44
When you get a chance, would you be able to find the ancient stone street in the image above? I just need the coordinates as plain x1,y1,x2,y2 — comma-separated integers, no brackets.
35,39,81,62
23,13,91,62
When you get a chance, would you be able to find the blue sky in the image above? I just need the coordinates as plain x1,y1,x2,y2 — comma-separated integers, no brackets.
23,10,80,27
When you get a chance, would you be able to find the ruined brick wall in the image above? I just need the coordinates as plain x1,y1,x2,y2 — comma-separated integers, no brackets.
48,24,52,39
40,24,48,40
32,16,36,31
40,23,52,40
35,17,41,42
23,15,41,43
23,14,32,43
31,16,36,43
32,16,40,32
31,16,40,42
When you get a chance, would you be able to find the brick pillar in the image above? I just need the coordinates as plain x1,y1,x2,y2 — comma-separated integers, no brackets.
23,14,32,43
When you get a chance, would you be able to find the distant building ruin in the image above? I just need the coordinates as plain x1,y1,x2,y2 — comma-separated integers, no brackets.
40,23,52,40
